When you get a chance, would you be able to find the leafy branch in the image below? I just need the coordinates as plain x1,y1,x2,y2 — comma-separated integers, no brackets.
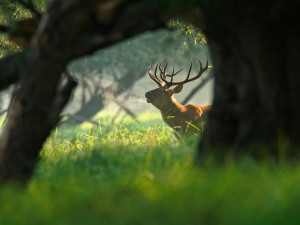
169,19,207,47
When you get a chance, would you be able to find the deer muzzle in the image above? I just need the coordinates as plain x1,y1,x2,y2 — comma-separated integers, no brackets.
145,92,152,103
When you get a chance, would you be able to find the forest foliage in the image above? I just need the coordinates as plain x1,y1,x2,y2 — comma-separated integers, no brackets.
0,0,47,56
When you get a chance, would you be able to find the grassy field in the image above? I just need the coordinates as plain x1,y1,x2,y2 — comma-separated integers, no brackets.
0,111,300,225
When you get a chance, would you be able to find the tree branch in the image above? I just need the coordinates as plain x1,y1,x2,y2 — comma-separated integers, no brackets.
0,110,8,117
0,50,30,91
112,97,137,122
49,72,78,125
112,90,136,123
74,19,165,59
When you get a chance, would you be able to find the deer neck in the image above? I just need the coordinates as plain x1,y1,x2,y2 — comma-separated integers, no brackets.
160,96,185,119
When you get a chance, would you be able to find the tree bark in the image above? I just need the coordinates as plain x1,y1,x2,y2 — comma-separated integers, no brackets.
196,1,300,159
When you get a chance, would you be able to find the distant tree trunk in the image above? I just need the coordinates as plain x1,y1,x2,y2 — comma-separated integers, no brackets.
196,1,300,159
66,95,105,125
65,66,146,125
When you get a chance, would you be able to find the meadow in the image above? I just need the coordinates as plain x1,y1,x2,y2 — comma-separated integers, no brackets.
0,111,299,225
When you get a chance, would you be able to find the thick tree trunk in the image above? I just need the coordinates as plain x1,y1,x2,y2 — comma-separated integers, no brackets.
196,1,300,159
0,0,97,184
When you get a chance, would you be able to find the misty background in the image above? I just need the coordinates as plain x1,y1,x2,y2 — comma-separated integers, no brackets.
1,29,213,123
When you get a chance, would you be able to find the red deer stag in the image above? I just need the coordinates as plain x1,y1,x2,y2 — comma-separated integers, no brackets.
145,59,211,135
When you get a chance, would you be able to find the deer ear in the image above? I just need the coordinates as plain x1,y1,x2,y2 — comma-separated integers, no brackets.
172,84,183,94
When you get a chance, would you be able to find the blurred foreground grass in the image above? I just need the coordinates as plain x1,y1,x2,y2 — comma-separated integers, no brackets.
0,111,300,225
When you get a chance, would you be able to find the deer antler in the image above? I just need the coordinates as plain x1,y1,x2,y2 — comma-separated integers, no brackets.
148,65,164,87
148,58,211,88
158,61,183,78
160,58,211,88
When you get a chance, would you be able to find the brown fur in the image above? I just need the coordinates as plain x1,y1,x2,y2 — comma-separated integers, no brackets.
145,86,211,134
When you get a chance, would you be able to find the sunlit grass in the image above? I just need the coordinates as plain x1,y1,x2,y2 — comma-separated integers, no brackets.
41,111,179,160
0,111,300,225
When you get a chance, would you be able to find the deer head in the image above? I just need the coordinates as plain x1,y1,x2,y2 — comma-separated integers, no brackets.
145,59,210,110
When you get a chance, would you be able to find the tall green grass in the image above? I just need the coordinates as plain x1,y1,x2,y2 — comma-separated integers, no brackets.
0,111,299,225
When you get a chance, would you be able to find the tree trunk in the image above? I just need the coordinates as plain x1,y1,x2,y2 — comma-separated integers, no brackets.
196,1,300,159
0,0,97,184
